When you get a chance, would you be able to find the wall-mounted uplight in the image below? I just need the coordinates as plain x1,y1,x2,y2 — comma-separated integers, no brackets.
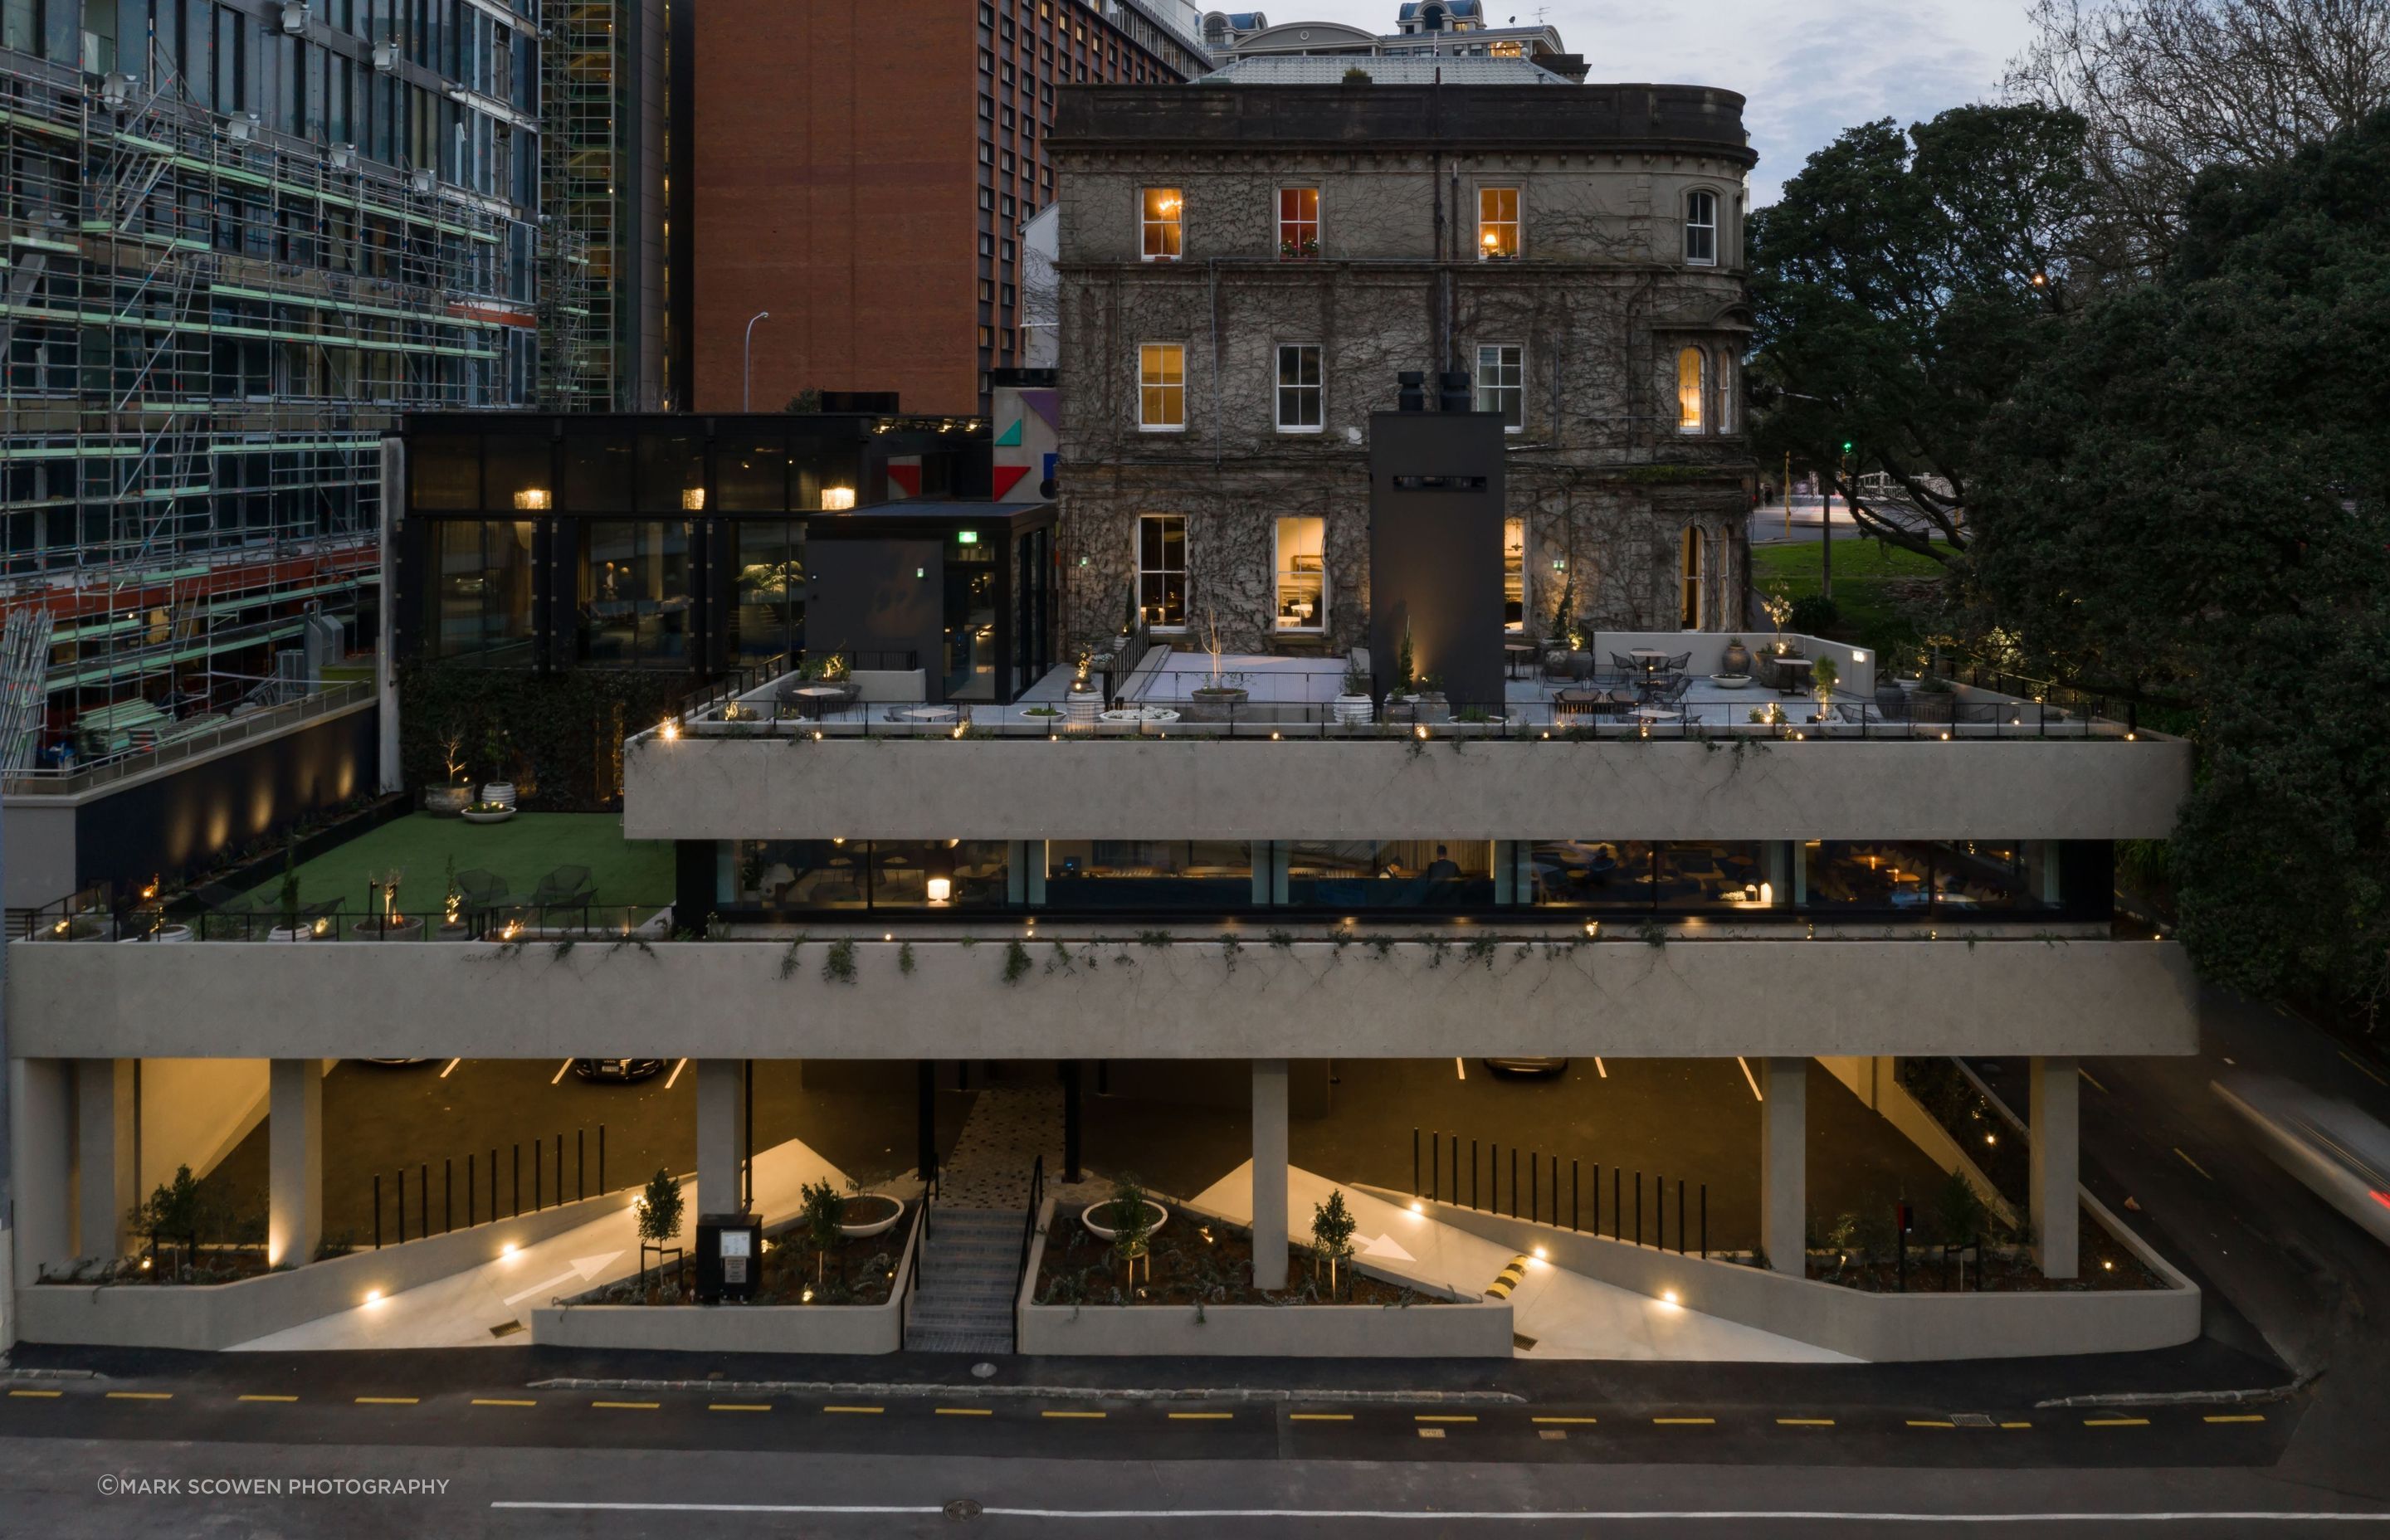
513,488,551,510
821,486,856,510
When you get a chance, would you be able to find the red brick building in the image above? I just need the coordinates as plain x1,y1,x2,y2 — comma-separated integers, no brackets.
692,0,1205,417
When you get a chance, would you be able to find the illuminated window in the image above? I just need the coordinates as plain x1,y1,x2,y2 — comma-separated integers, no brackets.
1275,516,1326,631
1676,347,1705,433
1503,518,1525,631
1680,525,1705,629
1685,189,1717,266
1140,186,1181,261
1138,342,1185,430
1478,186,1519,259
1475,343,1523,431
1137,513,1187,628
1275,343,1322,431
1278,185,1319,258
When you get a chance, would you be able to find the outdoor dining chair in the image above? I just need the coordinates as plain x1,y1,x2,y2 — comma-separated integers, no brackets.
528,864,597,928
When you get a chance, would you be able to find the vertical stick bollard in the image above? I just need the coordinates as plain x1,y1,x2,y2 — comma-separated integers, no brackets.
1571,1158,1579,1231
373,1173,382,1250
1635,1170,1643,1247
1700,1184,1708,1259
1677,1179,1686,1256
468,1153,477,1228
1510,1148,1519,1219
578,1128,586,1202
1412,1128,1420,1197
1529,1151,1538,1225
512,1143,520,1218
445,1158,453,1235
534,1138,542,1211
397,1171,407,1245
1471,1140,1479,1210
599,1124,607,1193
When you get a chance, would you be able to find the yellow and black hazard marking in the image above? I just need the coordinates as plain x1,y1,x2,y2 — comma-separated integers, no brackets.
1484,1255,1531,1299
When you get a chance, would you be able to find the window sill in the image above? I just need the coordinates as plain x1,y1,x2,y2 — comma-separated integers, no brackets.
1275,426,1324,436
1137,425,1188,434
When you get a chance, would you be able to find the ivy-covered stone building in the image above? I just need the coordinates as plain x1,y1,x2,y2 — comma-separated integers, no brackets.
1048,80,1758,656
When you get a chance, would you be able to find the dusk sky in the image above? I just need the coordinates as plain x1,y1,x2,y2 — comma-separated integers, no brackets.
1261,0,2041,204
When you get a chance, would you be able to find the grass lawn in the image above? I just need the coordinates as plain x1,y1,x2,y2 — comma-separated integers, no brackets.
1748,537,1956,665
232,811,676,921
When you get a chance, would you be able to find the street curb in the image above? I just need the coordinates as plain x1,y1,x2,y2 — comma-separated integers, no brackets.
0,1367,101,1382
527,1377,1524,1405
2035,1369,2321,1410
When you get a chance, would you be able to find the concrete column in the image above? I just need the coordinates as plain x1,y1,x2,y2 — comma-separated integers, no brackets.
2030,1055,2080,1279
267,1057,322,1268
10,1059,74,1284
1251,1058,1289,1291
1758,1056,1807,1277
695,1059,748,1216
74,1059,138,1261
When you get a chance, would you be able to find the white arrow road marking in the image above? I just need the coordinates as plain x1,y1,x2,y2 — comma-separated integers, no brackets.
1359,1233,1415,1262
502,1252,622,1307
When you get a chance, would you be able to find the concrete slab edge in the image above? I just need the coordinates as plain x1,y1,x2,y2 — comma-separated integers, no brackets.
523,1377,1524,1404
2035,1369,2322,1410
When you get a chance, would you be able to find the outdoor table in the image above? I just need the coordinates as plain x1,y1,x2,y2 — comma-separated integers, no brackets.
898,706,958,724
1771,654,1815,694
1504,641,1537,680
1632,706,1681,722
787,684,846,719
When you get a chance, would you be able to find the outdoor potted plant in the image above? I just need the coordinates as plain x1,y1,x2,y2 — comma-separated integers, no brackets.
1333,655,1374,726
1410,673,1450,724
1311,1188,1358,1299
1066,653,1101,724
461,799,515,826
478,728,516,811
425,727,471,816
800,1179,846,1293
1809,655,1841,723
356,870,423,942
436,858,472,942
1719,636,1753,678
1080,1174,1169,1246
266,851,319,943
1188,611,1249,721
836,1183,903,1239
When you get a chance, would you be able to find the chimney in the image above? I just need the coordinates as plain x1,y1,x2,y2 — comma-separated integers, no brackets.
1396,370,1427,413
1436,370,1473,413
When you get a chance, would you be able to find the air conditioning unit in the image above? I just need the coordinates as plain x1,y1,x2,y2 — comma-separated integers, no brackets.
279,2,308,35
100,71,137,111
373,40,398,73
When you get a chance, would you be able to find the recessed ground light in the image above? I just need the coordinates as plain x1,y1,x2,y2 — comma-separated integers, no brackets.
365,1290,383,1306
500,1242,517,1258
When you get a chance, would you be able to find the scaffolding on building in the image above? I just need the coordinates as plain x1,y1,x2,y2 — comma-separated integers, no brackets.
0,40,539,764
538,0,618,411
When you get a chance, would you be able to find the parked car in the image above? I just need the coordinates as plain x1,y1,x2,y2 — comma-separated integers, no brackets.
363,1058,432,1066
572,1057,667,1084
1481,1057,1569,1075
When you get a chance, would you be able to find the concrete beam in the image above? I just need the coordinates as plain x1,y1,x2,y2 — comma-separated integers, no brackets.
1251,1059,1288,1291
2030,1055,2080,1279
267,1058,321,1269
10,1059,71,1285
695,1060,748,1217
623,736,2191,845
74,1060,138,1261
7,938,2204,1063
1760,1057,1806,1278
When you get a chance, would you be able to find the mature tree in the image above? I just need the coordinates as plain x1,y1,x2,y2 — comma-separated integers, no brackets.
1746,104,2094,564
2008,0,2390,273
1972,112,2390,1021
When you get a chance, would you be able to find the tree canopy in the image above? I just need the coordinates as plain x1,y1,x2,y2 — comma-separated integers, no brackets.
1746,104,2094,563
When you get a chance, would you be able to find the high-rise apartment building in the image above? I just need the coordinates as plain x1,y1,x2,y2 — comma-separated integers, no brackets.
0,1,543,772
690,0,1206,419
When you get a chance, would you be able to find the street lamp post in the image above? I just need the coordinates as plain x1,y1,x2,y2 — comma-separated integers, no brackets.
742,310,771,412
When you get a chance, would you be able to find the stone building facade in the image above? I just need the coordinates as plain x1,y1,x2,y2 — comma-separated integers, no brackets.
1048,83,1757,658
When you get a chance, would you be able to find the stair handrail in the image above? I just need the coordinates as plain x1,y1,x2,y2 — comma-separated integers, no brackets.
905,1165,939,1333
1012,1154,1046,1353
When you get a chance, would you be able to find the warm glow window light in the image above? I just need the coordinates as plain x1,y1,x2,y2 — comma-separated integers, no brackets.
820,486,856,510
512,488,550,510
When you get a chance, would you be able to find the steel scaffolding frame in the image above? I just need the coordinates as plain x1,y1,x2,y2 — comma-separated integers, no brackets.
538,0,616,411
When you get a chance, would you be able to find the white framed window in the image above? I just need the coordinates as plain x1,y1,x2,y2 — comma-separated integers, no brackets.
1277,185,1319,259
1685,189,1718,266
1680,525,1706,628
1138,513,1187,629
1140,186,1182,261
1138,342,1185,431
1503,517,1526,631
1477,185,1518,259
1475,343,1523,431
1275,343,1322,431
1275,516,1325,631
1675,346,1705,434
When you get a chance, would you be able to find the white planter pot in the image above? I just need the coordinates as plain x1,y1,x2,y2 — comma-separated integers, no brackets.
1066,691,1101,724
1080,1199,1170,1243
479,782,517,810
1332,694,1374,725
837,1196,904,1238
266,925,320,943
461,807,515,826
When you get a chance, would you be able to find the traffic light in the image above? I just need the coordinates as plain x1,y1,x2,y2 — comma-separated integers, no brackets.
1841,440,1855,456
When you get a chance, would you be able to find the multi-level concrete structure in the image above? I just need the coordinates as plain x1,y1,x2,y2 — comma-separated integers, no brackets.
688,0,1206,419
0,2,542,880
1049,82,1755,656
1202,2,1586,81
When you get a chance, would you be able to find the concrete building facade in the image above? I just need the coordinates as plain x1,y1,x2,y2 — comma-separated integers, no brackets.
1048,83,1757,658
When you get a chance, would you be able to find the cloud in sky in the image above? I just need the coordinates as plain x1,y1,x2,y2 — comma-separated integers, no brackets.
1222,0,2038,203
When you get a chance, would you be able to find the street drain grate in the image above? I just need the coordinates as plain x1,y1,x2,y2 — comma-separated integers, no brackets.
1950,1412,1996,1428
944,1499,984,1521
1511,1333,1539,1351
488,1321,525,1338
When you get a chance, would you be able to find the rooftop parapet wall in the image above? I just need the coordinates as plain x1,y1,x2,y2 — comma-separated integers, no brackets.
1051,83,1755,158
7,936,2199,1062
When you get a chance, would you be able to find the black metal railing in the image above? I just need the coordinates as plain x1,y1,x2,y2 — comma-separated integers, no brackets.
900,1173,936,1339
38,903,674,943
1011,1153,1046,1353
1417,1128,1709,1259
370,1123,613,1250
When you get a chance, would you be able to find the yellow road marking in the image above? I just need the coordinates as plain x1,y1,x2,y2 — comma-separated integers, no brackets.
1042,1410,1105,1420
593,1401,659,1410
7,1390,62,1399
472,1398,537,1407
2002,1421,2033,1429
710,1404,771,1412
2085,1416,2150,1427
1415,1414,1477,1423
237,1394,298,1403
1533,1416,1599,1425
1654,1417,1714,1425
354,1396,417,1406
1417,1426,1446,1439
935,1407,992,1416
2205,1414,2266,1424
1168,1411,1233,1420
2173,1147,2213,1180
2341,1051,2389,1088
1778,1417,1834,1426
107,1391,172,1401
2079,1066,2109,1094
822,1406,883,1415
1907,1420,1956,1428
1290,1412,1353,1421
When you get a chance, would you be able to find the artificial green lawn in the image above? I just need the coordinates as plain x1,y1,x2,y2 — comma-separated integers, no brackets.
234,811,676,920
1747,537,1955,665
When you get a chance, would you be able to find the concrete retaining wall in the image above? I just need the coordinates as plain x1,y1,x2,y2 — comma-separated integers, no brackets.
1013,1197,1512,1358
1819,1056,2017,1225
12,1190,630,1351
1358,1187,2198,1362
531,1206,919,1355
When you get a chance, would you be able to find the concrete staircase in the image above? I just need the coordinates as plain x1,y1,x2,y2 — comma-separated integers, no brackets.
903,1206,1023,1354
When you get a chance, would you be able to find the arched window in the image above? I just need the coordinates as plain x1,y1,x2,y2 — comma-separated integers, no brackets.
1680,525,1705,629
1684,190,1717,266
1676,347,1705,434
